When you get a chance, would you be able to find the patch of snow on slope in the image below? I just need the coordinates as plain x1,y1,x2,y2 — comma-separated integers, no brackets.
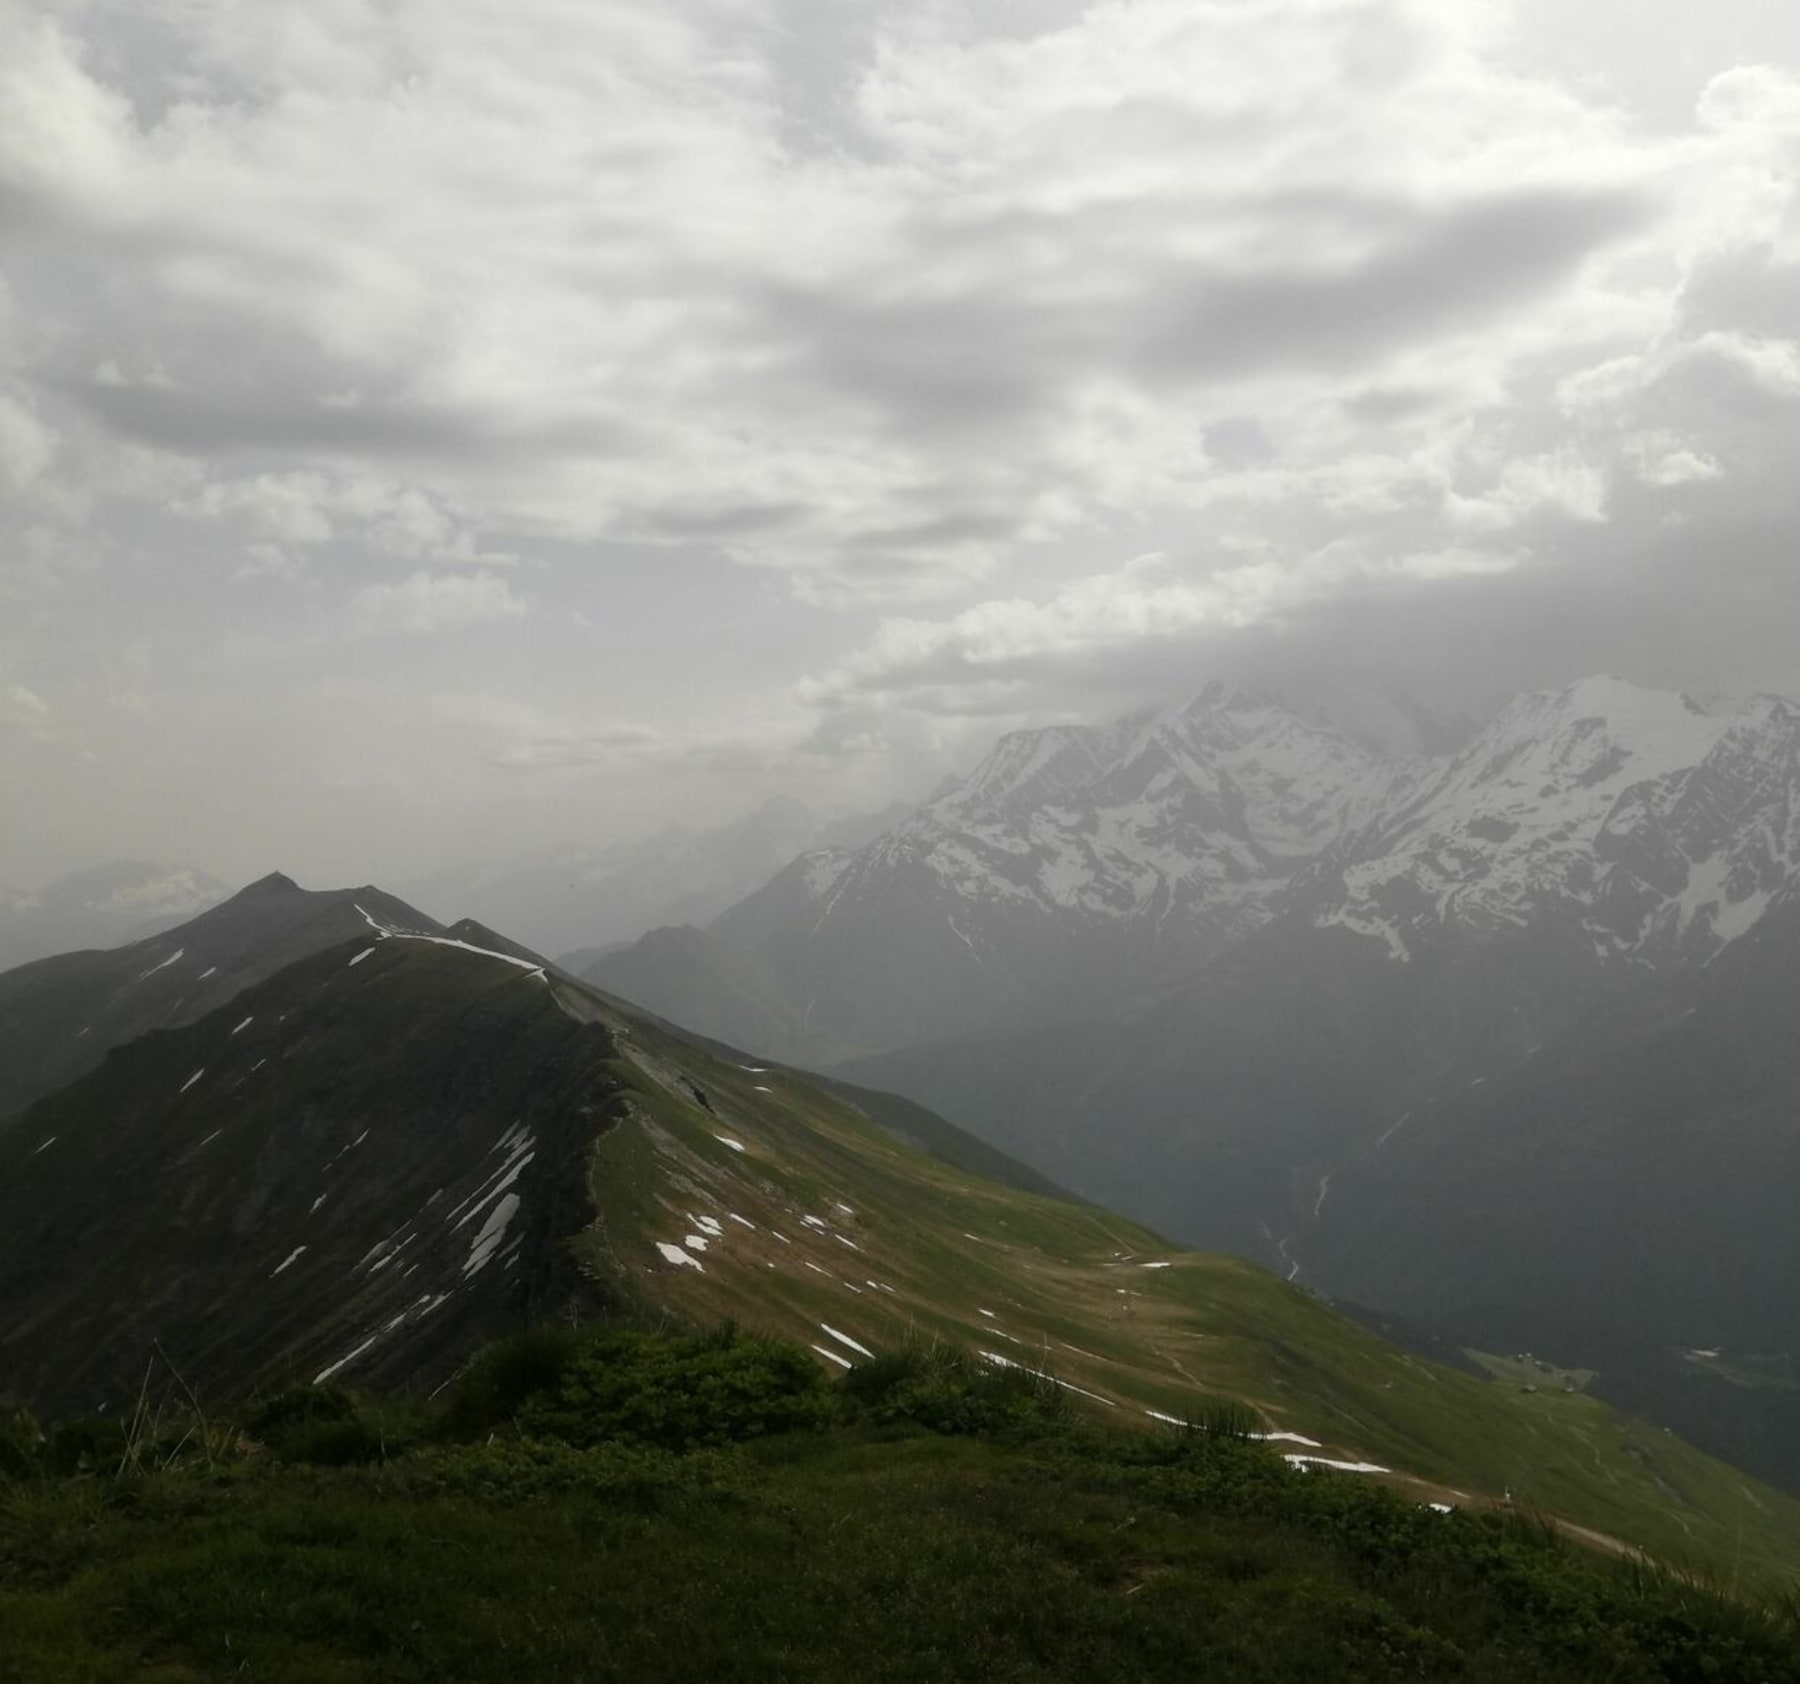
271,1246,307,1277
463,1192,520,1277
656,1241,704,1270
231,1016,254,1035
137,947,185,980
1285,1454,1389,1474
812,1344,853,1369
715,1134,747,1152
348,947,376,966
447,1130,536,1229
315,1335,382,1385
178,1068,205,1094
819,1323,875,1359
978,1351,1118,1407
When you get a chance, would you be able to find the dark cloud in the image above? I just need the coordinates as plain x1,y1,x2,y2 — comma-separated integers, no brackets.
1135,189,1651,382
61,377,634,462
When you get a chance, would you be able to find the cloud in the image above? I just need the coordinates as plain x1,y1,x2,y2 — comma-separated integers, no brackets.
3,0,1783,614
7,2,1800,887
801,544,1518,717
0,671,50,733
346,570,526,637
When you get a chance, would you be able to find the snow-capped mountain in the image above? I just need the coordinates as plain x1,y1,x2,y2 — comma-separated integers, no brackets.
591,675,1800,1063
595,686,1402,1057
1300,675,1800,967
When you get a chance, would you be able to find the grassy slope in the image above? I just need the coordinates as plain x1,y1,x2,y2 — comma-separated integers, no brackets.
12,1420,1799,1684
563,980,1800,1589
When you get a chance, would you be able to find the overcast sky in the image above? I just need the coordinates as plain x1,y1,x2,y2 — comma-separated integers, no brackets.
4,0,1800,890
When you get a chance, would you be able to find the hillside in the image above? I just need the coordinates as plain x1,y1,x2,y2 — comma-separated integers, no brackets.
5,886,1800,1587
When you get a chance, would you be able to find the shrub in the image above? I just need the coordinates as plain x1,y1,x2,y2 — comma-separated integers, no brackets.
246,1386,392,1465
516,1327,828,1451
438,1327,585,1441
840,1339,1074,1436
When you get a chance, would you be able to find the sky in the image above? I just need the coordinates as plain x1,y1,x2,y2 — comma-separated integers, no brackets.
4,0,1800,890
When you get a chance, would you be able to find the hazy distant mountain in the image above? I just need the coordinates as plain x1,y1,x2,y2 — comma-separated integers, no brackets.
398,795,912,960
0,860,227,973
589,685,1403,1058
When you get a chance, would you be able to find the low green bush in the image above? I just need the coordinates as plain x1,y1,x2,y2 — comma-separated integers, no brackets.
842,1339,1078,1436
516,1326,829,1451
437,1327,585,1440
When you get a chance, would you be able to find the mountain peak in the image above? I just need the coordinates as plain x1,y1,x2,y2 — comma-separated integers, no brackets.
1552,673,1712,723
238,871,301,897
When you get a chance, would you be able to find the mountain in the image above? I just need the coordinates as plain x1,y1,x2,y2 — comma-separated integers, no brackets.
0,871,440,1123
0,860,227,973
6,882,1800,1583
591,678,1800,1069
589,685,1400,1059
398,795,913,961
826,678,1800,1486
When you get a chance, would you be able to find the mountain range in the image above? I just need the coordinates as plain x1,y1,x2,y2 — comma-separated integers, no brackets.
583,675,1800,1486
5,870,1800,1586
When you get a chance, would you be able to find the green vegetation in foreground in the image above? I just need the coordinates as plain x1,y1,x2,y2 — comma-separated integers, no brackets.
4,1328,1799,1683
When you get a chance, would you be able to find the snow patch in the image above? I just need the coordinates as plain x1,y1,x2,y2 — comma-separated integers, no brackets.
1285,1455,1389,1475
978,1351,1118,1407
271,1246,307,1278
715,1134,747,1153
178,1068,205,1095
656,1241,704,1271
348,947,377,966
231,1016,254,1035
463,1193,520,1277
315,1335,381,1385
812,1344,853,1370
819,1323,875,1359
137,948,185,980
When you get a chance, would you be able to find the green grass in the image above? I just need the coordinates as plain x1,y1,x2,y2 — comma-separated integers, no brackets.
4,1333,1799,1684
